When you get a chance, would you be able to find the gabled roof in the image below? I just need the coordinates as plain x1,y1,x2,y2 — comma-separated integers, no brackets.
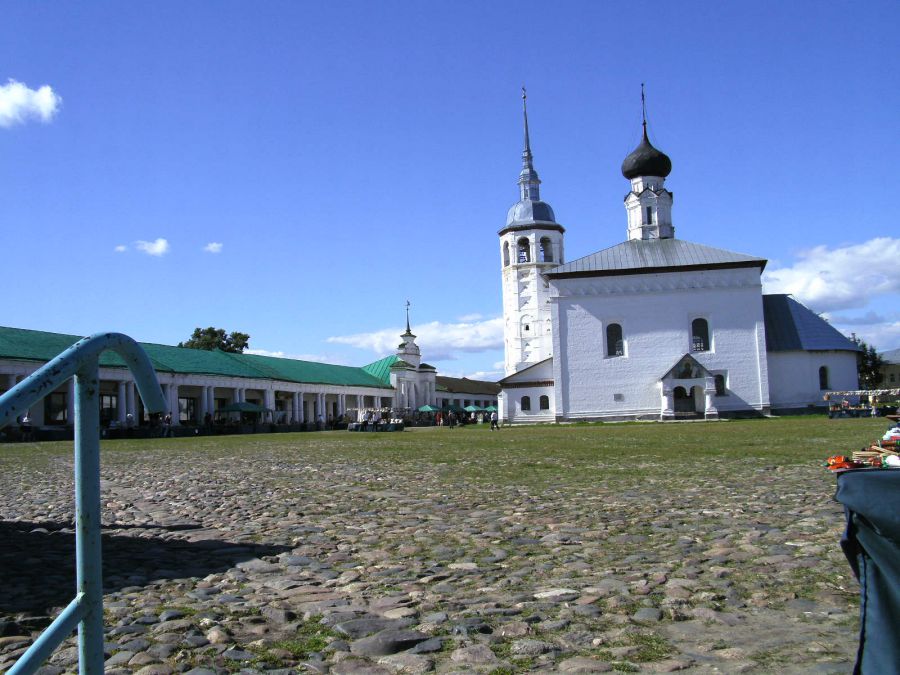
435,375,501,396
0,326,392,389
660,353,714,381
498,357,553,384
762,295,860,352
361,354,401,386
546,238,766,278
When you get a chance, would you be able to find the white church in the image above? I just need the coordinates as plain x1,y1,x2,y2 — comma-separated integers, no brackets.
497,95,859,423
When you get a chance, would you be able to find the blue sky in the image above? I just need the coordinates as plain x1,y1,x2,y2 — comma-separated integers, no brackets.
2,1,899,379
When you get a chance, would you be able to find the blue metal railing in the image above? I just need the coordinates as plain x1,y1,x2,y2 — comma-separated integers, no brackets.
0,333,166,675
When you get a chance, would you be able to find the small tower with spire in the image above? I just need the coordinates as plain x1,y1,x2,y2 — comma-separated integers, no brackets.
621,85,675,241
499,89,565,376
396,300,421,368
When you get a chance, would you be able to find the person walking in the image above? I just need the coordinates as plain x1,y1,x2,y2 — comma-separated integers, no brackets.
490,411,499,431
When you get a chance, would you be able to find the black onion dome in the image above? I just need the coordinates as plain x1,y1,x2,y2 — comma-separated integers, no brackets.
621,127,672,179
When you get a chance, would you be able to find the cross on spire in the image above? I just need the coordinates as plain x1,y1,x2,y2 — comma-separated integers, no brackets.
641,82,647,132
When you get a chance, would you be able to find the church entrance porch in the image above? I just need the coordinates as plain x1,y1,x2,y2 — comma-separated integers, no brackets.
660,354,718,421
672,386,703,417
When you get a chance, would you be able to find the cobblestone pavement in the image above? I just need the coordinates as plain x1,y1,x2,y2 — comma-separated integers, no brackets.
0,425,864,673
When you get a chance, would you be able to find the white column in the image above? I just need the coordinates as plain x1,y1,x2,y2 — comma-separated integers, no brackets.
298,393,305,423
291,392,299,423
661,386,674,419
126,381,136,419
117,381,127,425
208,387,216,415
170,384,181,426
704,386,717,419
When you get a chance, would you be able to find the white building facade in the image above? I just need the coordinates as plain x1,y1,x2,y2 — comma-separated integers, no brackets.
499,99,859,423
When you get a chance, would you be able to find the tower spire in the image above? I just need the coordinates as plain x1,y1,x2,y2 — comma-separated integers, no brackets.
405,300,412,335
518,87,541,201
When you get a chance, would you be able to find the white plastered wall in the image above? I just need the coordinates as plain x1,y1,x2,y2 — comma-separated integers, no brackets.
551,267,770,420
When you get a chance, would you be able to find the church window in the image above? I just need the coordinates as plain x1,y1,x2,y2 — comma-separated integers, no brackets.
691,318,710,352
517,238,531,263
540,237,553,262
891,373,896,383
645,206,653,224
714,374,727,396
819,366,829,390
503,242,510,266
606,323,624,357
521,396,531,411
539,395,550,410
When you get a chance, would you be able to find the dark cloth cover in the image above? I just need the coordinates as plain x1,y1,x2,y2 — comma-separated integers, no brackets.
835,469,900,674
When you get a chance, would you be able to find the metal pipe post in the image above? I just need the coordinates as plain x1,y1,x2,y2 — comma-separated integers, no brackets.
74,357,105,674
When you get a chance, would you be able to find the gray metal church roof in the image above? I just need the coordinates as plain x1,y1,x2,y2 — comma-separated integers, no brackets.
762,294,860,352
547,238,766,277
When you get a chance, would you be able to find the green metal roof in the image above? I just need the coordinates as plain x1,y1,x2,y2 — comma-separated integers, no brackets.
237,352,389,388
362,354,401,386
0,326,392,389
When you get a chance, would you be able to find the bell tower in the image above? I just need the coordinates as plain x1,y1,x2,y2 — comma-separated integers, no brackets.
622,86,674,241
499,89,564,376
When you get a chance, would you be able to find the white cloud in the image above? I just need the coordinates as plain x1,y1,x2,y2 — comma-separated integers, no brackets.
0,79,62,127
114,245,127,253
204,242,223,253
135,238,170,256
244,348,348,365
328,316,504,361
828,317,900,352
457,313,483,322
762,237,900,313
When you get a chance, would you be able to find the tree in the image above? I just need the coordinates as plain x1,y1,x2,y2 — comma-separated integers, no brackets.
178,327,250,353
850,335,884,390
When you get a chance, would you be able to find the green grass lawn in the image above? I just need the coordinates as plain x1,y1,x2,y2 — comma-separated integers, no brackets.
1,415,887,487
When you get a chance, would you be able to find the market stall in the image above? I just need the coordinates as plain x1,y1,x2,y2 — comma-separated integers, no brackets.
823,389,900,418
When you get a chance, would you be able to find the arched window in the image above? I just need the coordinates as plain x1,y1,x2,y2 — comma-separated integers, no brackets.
691,318,709,352
714,374,726,396
819,366,829,390
539,237,553,262
606,323,624,357
517,237,531,263
503,241,510,266
521,316,534,337
521,396,531,411
539,395,550,410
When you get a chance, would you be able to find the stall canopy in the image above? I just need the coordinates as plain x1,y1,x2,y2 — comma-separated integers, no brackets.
464,405,483,412
483,405,498,412
417,404,440,412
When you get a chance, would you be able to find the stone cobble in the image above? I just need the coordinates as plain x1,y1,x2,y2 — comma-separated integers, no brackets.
0,433,859,673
